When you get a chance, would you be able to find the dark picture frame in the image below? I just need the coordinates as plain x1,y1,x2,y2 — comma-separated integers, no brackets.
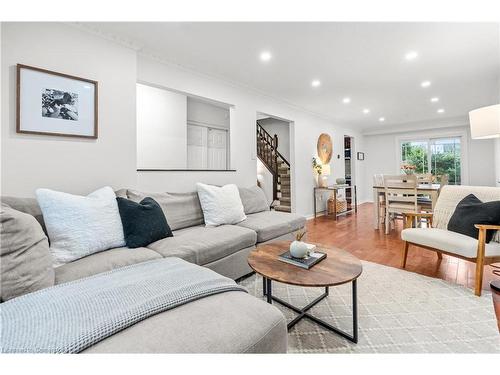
357,152,365,160
16,64,98,139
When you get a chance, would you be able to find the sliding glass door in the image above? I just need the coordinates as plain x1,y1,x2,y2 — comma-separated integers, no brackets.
400,136,462,184
430,138,461,185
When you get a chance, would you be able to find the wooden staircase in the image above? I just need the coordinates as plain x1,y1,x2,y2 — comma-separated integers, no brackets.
256,121,291,212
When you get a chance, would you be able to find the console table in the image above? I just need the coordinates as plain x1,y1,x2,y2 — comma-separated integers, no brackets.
313,185,357,219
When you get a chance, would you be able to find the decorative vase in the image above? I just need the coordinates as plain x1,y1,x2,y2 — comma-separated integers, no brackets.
290,240,309,259
318,175,328,188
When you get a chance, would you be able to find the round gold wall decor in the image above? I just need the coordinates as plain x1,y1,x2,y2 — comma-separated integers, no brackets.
317,133,333,164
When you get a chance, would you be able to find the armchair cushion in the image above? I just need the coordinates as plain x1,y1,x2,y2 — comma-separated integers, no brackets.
447,194,500,243
401,227,500,259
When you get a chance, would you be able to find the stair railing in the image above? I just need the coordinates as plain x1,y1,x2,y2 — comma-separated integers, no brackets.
256,121,290,201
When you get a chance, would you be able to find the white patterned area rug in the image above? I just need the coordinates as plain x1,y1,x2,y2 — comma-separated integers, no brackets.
239,261,500,353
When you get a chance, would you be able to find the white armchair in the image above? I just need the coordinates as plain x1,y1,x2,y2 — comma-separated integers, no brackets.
401,185,500,296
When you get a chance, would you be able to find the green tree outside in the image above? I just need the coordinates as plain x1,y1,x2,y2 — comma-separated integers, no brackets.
401,141,461,185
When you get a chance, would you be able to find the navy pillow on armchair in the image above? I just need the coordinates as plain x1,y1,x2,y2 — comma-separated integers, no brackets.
116,197,173,248
447,194,500,243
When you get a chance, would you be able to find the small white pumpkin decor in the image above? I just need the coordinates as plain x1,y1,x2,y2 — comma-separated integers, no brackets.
290,230,309,259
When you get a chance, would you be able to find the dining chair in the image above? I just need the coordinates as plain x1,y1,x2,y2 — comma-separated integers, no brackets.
373,174,386,227
383,175,421,234
418,174,448,213
415,173,433,185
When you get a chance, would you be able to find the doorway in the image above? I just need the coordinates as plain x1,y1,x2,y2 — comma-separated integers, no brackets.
256,113,293,212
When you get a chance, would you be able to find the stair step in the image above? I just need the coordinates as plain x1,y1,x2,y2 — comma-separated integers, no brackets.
279,197,291,203
274,205,291,213
280,174,290,179
280,187,291,194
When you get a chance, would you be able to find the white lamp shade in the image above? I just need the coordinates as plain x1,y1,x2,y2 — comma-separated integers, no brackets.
469,104,500,139
322,163,331,176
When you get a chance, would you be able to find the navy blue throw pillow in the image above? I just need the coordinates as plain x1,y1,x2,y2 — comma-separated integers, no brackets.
447,194,500,243
116,197,173,248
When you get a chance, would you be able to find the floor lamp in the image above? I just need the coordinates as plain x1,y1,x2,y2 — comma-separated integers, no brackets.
469,104,500,292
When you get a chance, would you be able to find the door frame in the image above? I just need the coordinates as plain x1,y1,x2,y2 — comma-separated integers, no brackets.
256,111,295,212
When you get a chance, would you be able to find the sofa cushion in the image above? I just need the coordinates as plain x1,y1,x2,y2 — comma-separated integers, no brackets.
401,227,500,259
55,247,162,285
238,186,269,214
121,189,204,231
1,204,55,301
36,187,126,266
117,197,173,248
237,211,306,243
1,196,47,234
83,291,287,353
433,185,500,243
196,183,246,226
147,225,256,265
447,194,500,243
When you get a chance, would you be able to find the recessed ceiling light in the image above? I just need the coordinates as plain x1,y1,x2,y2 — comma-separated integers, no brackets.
342,97,351,104
260,51,272,62
311,79,321,87
421,81,431,88
430,97,439,103
405,51,418,60
362,108,370,114
437,108,445,114
379,117,385,122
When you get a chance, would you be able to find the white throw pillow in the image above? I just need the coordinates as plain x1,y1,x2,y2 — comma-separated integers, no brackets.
36,186,125,266
196,183,247,226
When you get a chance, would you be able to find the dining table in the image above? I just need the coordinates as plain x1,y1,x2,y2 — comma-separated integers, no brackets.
372,183,441,229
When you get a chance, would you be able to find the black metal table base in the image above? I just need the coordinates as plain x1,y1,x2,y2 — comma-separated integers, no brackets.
263,277,358,343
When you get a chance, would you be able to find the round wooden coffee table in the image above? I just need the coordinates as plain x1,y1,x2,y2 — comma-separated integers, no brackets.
248,241,363,343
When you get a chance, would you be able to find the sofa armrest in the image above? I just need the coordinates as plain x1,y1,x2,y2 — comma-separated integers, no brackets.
474,224,500,231
403,213,434,229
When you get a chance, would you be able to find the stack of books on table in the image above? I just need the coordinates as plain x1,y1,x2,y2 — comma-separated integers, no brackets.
278,243,327,269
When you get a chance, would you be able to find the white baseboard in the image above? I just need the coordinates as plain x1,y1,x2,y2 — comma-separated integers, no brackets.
305,200,373,221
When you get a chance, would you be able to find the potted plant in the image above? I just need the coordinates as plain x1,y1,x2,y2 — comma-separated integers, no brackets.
290,230,309,258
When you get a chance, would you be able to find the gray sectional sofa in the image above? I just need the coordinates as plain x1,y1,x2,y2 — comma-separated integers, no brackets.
1,186,306,353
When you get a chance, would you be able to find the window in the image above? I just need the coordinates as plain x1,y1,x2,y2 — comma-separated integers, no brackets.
400,136,462,184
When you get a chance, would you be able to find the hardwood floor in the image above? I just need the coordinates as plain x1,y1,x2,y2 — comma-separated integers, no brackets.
306,202,500,330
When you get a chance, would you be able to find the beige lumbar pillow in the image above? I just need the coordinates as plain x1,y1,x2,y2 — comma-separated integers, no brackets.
1,203,55,301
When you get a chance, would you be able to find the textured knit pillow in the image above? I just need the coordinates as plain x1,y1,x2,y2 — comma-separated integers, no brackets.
196,183,247,226
1,204,54,301
447,194,500,243
35,187,125,265
116,197,173,248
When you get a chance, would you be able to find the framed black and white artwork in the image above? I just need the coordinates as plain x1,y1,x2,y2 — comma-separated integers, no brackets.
357,152,365,160
17,64,98,139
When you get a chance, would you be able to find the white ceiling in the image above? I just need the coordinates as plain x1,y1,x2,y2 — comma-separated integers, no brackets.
82,22,500,131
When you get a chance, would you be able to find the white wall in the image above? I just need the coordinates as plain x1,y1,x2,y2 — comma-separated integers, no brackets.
136,56,364,216
362,124,496,202
256,158,273,204
259,118,291,162
1,23,365,217
1,23,137,196
187,98,229,128
495,138,500,187
136,83,187,169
